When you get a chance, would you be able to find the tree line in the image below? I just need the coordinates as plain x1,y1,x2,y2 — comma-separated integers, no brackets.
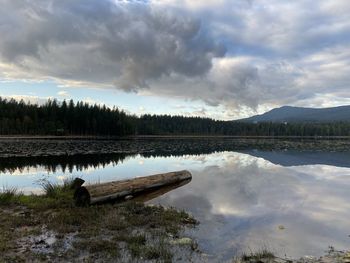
138,114,350,137
1,97,350,137
0,97,134,136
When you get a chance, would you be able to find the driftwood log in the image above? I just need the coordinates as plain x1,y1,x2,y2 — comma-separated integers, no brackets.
74,170,192,206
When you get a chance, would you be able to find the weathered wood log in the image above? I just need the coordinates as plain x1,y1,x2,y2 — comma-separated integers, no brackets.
74,170,192,206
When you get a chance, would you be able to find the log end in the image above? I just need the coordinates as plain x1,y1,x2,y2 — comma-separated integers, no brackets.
181,170,192,179
70,178,85,190
74,186,91,206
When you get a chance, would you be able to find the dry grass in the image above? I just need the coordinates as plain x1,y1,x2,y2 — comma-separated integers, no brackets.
0,183,198,262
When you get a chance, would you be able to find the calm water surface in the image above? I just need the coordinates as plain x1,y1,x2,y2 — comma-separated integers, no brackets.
1,147,350,261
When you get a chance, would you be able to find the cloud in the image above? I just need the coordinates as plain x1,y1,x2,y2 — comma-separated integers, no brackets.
0,94,51,105
1,0,350,117
152,0,350,112
57,90,69,97
0,0,224,89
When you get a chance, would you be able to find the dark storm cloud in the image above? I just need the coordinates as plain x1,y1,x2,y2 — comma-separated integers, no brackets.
0,0,225,90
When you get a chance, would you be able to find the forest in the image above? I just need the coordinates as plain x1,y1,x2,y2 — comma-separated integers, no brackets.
1,97,350,137
0,97,134,136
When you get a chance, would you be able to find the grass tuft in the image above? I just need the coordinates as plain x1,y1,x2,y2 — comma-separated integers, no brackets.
239,249,275,262
0,178,75,210
126,234,147,257
39,177,75,198
73,239,119,258
144,244,172,261
0,188,18,206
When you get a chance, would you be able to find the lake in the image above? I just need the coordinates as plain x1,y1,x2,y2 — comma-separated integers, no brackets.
1,139,350,261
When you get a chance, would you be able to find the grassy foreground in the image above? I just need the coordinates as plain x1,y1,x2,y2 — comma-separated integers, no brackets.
233,248,350,263
0,181,198,262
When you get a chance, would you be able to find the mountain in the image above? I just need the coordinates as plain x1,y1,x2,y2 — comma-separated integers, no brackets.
238,105,350,123
241,150,350,168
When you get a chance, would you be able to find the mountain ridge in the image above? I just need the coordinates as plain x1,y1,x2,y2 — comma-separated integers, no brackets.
238,105,350,123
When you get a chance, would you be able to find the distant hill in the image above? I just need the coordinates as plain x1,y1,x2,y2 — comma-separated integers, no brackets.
238,105,350,123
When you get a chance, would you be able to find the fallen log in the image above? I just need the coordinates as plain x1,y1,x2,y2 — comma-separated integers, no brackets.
74,170,192,206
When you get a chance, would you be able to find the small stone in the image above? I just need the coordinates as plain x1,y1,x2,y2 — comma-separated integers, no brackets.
124,195,133,200
35,239,45,245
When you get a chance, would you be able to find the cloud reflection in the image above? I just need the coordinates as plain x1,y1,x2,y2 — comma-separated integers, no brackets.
150,152,350,260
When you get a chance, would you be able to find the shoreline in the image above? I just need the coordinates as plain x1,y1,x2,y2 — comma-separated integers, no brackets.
1,138,350,159
0,135,350,140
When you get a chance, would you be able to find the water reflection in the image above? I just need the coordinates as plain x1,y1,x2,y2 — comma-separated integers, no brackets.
242,150,350,168
150,152,350,261
1,149,350,260
0,154,131,174
3,148,350,174
133,179,191,203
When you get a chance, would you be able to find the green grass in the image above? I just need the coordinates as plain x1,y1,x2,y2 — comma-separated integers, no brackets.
0,184,198,262
238,249,275,262
39,177,75,199
125,234,172,261
73,239,119,258
0,187,19,205
144,244,172,261
0,178,76,211
127,234,147,258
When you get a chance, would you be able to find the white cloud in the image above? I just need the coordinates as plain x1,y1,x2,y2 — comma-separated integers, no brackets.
57,90,69,97
0,94,51,105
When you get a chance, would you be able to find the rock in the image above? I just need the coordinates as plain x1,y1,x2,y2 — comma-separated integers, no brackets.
35,240,45,245
124,195,134,200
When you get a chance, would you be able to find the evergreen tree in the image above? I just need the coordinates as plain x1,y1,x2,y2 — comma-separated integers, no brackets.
0,97,349,137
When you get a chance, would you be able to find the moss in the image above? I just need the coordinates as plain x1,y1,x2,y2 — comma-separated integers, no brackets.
128,242,143,258
240,249,275,262
126,234,147,257
74,239,119,258
127,234,147,246
144,244,172,262
0,234,11,253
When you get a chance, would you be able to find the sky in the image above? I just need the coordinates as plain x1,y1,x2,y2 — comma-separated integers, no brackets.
1,0,350,120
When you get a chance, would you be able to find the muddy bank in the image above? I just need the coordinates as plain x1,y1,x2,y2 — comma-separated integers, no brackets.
234,249,350,263
1,138,350,158
0,187,200,263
